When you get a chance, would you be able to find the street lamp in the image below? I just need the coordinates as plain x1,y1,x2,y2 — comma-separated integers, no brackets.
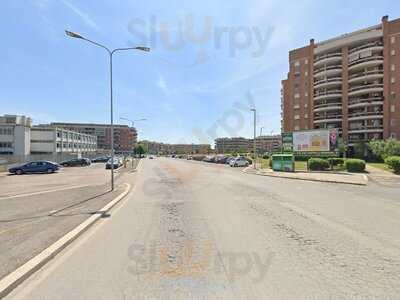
66,30,150,191
119,117,147,128
250,108,257,169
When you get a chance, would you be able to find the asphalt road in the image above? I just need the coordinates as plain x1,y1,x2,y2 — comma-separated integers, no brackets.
6,158,400,299
0,162,136,281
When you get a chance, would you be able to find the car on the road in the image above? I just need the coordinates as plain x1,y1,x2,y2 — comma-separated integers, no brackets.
229,157,249,167
8,161,60,175
91,156,110,163
60,158,91,167
203,156,215,163
105,158,122,169
148,155,154,159
226,157,236,165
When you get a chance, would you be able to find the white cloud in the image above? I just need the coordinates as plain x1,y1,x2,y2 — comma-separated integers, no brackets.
60,0,99,31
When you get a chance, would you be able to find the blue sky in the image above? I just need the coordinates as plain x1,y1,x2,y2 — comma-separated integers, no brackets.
1,0,399,144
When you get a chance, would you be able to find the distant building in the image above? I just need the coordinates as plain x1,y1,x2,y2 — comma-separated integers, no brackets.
215,137,252,154
50,122,137,153
140,141,211,155
31,126,97,156
255,135,282,154
0,115,32,156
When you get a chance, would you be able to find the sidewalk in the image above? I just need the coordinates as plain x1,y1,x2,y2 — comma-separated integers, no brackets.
243,167,368,186
365,164,400,187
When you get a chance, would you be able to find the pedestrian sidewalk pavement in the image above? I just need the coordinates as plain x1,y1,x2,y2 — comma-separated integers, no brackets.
365,165,400,187
243,167,368,186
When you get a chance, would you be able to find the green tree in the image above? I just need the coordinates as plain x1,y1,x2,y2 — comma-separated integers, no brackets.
134,144,146,156
368,139,400,160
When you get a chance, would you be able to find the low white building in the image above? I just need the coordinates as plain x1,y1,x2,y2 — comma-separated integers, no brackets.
31,126,97,156
0,115,31,156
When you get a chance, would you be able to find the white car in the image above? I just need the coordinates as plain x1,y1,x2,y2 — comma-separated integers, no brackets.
229,157,249,167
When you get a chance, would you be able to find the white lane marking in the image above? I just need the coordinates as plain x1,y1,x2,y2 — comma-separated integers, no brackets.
0,184,95,200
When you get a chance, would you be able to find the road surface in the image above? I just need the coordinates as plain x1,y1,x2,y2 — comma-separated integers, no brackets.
7,158,400,299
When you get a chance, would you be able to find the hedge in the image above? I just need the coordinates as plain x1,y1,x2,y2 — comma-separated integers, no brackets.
328,158,344,167
385,156,400,174
308,158,330,171
345,159,366,172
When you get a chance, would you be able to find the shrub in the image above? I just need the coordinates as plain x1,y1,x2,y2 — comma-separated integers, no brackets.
308,158,330,171
345,159,366,172
328,158,344,167
385,156,400,174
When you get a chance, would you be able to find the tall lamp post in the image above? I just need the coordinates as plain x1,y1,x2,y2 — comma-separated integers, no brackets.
259,126,264,137
250,108,257,169
65,30,150,191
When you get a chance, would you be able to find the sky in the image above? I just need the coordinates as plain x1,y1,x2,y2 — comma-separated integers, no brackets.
1,0,399,144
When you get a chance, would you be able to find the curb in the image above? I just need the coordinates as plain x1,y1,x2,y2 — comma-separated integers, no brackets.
0,182,131,299
242,168,368,186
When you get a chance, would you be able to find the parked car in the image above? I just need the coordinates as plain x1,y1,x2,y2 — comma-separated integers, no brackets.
105,158,122,169
149,155,154,159
203,156,215,163
9,161,59,175
60,158,91,167
91,156,110,163
226,157,236,165
229,157,249,167
215,155,230,164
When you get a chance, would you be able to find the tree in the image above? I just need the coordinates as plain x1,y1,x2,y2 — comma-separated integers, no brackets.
338,138,348,159
368,139,400,160
134,144,146,157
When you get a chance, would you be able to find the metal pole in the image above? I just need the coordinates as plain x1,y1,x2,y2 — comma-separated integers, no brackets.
253,110,256,169
110,52,114,191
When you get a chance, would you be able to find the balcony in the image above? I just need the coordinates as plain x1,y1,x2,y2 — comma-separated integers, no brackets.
348,111,383,121
314,77,342,89
348,55,383,71
314,89,342,100
348,126,383,134
348,97,383,109
314,65,342,76
314,52,342,67
313,114,342,124
313,102,342,112
348,69,384,84
348,83,383,96
349,41,384,55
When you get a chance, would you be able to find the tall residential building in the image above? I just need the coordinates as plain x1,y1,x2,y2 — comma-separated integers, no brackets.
50,122,137,153
0,115,31,156
281,15,400,145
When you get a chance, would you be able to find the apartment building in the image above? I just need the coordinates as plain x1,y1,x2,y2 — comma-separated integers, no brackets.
30,126,97,155
51,122,137,153
281,15,400,145
0,115,31,156
140,141,211,155
255,135,282,154
215,137,252,154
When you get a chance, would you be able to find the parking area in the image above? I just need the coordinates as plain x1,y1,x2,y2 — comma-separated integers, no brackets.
0,159,138,281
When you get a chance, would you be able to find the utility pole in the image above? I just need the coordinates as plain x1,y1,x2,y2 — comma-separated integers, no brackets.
251,109,257,169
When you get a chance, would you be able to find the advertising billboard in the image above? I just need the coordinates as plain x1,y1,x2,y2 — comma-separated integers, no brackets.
282,129,338,155
293,129,338,153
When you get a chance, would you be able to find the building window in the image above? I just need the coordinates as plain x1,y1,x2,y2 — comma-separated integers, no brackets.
304,103,308,108
294,125,300,131
294,61,300,67
305,92,308,97
294,104,300,109
391,36,396,44
391,64,396,72
294,93,300,99
391,92,396,100
304,114,309,119
390,132,397,139
391,77,396,84
305,71,308,76
391,49,396,56
391,104,396,113
294,115,300,120
305,59,308,65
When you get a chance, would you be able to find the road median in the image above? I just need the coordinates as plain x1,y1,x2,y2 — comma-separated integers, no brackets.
243,167,368,186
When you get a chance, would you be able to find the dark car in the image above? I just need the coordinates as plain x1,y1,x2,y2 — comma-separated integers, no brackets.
60,158,91,167
91,156,110,163
8,161,59,175
105,158,122,170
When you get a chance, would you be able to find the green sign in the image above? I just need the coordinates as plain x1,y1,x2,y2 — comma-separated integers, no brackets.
282,133,293,152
